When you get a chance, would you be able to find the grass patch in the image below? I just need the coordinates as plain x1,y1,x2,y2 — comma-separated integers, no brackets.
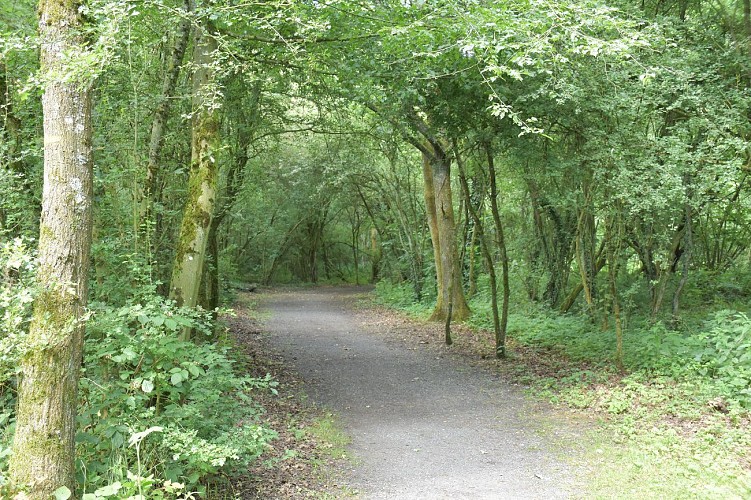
307,412,352,462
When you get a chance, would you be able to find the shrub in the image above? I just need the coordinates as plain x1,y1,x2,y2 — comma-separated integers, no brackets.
77,295,277,494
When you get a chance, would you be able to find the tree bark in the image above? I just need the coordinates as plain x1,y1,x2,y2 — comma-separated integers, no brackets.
169,24,219,340
421,152,443,309
139,0,192,245
485,144,508,356
560,250,606,313
428,148,470,321
370,227,381,283
457,152,502,357
672,191,693,326
606,216,625,373
9,0,94,495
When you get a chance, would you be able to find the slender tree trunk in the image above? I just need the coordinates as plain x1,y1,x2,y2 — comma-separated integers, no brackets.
9,0,93,495
139,0,192,251
560,250,606,313
744,0,751,65
650,226,685,318
672,197,693,326
201,112,252,317
467,222,478,298
606,216,625,373
352,214,360,284
1,63,34,238
485,144,508,356
370,227,381,283
457,153,502,357
169,25,219,340
421,152,443,309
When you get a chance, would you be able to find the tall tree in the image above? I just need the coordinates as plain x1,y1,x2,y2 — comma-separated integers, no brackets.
8,0,94,495
169,21,220,340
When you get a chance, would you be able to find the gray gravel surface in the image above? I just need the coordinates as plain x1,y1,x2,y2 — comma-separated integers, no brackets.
261,286,577,499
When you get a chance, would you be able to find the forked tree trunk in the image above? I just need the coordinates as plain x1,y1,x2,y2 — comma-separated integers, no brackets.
427,150,470,321
9,0,94,495
169,25,219,340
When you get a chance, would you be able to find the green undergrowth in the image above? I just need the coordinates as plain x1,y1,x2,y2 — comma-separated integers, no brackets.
72,296,278,497
374,280,751,499
373,281,433,318
0,245,279,498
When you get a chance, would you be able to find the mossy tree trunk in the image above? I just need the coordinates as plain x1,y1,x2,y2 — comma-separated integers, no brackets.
169,24,219,340
8,0,94,495
421,152,443,310
422,145,470,322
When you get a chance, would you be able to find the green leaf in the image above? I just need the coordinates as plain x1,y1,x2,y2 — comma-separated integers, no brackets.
171,372,183,385
94,481,122,497
141,379,154,393
165,318,178,330
53,486,72,500
128,426,163,446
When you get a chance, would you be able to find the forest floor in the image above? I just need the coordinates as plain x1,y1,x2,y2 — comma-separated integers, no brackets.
229,286,595,499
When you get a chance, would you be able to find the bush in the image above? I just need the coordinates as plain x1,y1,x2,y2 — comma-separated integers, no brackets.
692,311,751,407
77,294,277,494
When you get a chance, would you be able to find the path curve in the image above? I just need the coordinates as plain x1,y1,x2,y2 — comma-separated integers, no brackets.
261,286,576,499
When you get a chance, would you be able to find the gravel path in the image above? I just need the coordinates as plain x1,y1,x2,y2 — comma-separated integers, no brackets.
261,286,576,499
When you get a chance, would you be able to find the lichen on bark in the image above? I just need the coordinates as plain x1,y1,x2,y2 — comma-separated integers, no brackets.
8,0,93,495
169,26,220,338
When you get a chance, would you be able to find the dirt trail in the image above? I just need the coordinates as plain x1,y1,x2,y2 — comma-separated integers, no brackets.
261,286,578,499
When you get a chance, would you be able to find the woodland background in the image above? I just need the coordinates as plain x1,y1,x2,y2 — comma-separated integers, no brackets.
1,0,751,497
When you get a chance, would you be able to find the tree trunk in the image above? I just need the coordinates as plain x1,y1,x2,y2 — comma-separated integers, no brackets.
200,103,252,318
139,0,192,251
672,194,693,326
421,152,443,309
606,216,625,373
428,150,470,321
370,227,381,283
560,250,606,313
457,151,502,357
1,63,34,238
467,225,478,298
485,144,508,356
169,25,219,341
352,212,360,284
9,0,94,495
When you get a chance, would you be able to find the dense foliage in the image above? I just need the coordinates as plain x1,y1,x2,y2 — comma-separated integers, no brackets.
2,0,751,496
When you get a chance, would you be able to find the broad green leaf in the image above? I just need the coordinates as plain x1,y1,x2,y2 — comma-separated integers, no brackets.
53,486,72,500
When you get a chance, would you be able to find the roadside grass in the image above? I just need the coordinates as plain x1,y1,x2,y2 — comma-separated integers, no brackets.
373,281,751,499
307,412,352,463
556,372,751,499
